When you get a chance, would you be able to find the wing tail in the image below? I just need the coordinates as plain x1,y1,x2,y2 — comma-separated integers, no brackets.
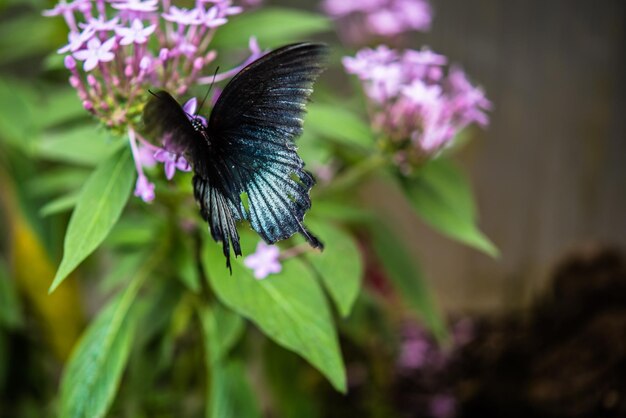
193,175,242,273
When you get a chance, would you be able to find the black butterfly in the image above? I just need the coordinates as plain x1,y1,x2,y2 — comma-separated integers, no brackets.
143,42,328,271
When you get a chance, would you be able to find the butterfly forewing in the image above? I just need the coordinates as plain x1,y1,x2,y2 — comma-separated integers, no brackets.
143,90,200,153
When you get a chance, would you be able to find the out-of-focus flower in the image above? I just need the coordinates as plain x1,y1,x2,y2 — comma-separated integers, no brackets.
344,46,491,173
322,0,432,46
244,242,282,279
43,0,260,202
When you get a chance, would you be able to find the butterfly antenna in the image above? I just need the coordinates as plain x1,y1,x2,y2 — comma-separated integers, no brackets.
197,66,220,116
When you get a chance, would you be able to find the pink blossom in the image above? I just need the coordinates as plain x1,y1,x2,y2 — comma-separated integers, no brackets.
153,149,191,180
115,19,156,45
244,242,282,279
322,0,432,46
111,0,158,13
73,37,116,71
80,15,120,32
162,6,202,25
134,175,155,203
57,27,95,53
345,46,492,172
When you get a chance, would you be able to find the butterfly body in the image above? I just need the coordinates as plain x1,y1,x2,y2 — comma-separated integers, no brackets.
143,43,328,271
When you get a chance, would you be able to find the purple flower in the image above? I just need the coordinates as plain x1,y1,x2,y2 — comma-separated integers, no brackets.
80,15,121,32
45,0,260,202
182,97,208,127
111,0,158,13
153,149,191,180
430,394,456,418
244,242,282,279
57,27,95,53
199,6,229,28
134,174,155,202
322,0,432,46
162,6,202,25
344,46,492,173
115,19,156,45
73,37,116,71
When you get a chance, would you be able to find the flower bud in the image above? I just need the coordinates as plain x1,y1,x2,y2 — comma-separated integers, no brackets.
64,55,77,70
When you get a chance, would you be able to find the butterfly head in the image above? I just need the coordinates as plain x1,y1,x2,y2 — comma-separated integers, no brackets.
190,117,205,132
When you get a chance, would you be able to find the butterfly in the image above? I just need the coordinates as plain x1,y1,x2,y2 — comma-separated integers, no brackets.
142,42,328,272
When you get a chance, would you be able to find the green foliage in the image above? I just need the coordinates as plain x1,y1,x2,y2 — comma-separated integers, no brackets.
59,272,145,418
202,236,347,392
305,219,363,317
401,158,499,257
212,8,331,49
369,222,448,341
0,2,501,416
50,149,135,292
305,103,374,149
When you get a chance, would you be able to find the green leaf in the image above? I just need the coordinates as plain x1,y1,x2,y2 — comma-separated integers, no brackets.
0,258,23,329
0,13,61,65
304,220,362,317
369,223,447,341
35,124,124,166
202,238,346,392
305,103,374,148
36,88,85,129
212,8,331,49
27,167,90,197
0,77,39,151
206,361,261,418
50,149,134,292
199,303,245,365
59,275,143,418
39,191,79,217
263,342,321,418
200,303,258,418
104,216,159,248
401,158,499,257
176,237,201,293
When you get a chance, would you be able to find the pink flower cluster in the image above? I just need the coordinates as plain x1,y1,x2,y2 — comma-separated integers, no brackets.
44,0,263,202
343,46,491,173
322,0,432,45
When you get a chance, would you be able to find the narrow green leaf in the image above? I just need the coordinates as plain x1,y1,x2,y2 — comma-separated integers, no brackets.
200,303,258,418
305,103,374,148
36,88,85,129
39,191,79,217
59,275,143,418
206,361,261,418
199,303,245,365
304,220,362,317
0,77,38,151
27,167,90,197
401,158,499,257
202,239,346,392
0,258,23,329
50,149,134,292
263,342,321,418
35,125,124,166
369,223,447,341
212,8,331,49
176,240,201,293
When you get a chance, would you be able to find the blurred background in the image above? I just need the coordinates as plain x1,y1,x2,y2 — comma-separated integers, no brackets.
361,0,626,311
0,0,625,417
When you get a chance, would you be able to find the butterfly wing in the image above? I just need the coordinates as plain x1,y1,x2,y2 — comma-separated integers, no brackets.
191,42,328,266
143,91,243,272
142,90,198,153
